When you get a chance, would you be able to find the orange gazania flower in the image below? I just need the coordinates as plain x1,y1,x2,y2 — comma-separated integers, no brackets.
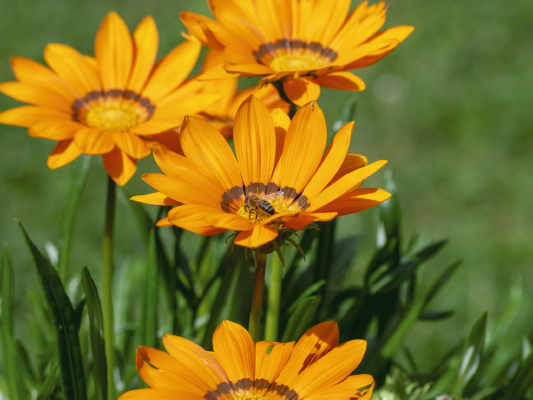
181,0,414,106
198,50,289,139
0,12,219,185
120,320,374,400
132,95,390,249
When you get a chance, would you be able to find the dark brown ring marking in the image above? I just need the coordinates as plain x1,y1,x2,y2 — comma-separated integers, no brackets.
253,39,338,65
71,89,156,122
204,379,299,400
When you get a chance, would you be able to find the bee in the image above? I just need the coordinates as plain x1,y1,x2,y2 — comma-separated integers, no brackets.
244,191,284,215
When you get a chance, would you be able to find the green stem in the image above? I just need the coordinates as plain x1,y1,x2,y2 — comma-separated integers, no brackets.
102,177,116,400
289,102,298,119
265,247,284,341
249,253,267,342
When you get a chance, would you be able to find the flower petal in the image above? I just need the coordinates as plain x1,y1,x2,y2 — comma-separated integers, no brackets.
113,132,152,159
127,16,159,93
306,374,374,400
213,321,255,389
119,388,204,400
255,341,294,395
233,95,276,188
316,71,366,92
152,129,183,155
327,154,368,188
166,205,226,236
303,121,353,202
277,101,327,194
283,78,321,107
142,39,201,103
291,340,367,398
314,188,391,217
180,116,243,193
130,192,181,206
269,108,291,186
204,212,255,231
47,139,82,170
102,147,137,186
0,82,72,111
233,225,278,249
95,12,134,91
29,120,81,140
309,160,387,211
156,217,173,227
275,321,339,388
44,43,101,96
225,64,275,76
75,128,115,155
0,106,70,128
283,212,337,231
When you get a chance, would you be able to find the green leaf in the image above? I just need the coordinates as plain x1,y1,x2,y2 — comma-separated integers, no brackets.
37,359,60,399
419,310,455,321
331,94,358,140
1,246,24,400
500,338,533,399
74,298,86,333
19,222,87,400
282,295,321,342
138,228,160,355
288,280,326,313
57,155,91,283
376,368,408,400
118,187,153,248
81,266,107,400
423,260,461,307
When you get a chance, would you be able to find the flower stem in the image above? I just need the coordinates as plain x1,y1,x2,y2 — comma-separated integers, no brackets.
265,247,284,341
102,176,116,400
249,253,267,342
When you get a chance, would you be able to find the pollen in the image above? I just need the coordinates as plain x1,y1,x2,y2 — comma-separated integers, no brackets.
86,103,141,132
269,55,324,72
236,197,290,226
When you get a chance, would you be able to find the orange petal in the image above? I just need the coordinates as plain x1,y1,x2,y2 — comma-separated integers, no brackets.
44,44,101,96
47,139,82,169
275,321,339,388
166,205,226,236
180,116,243,192
130,192,181,206
306,374,374,400
255,341,294,394
113,132,152,159
127,16,159,93
283,212,337,231
204,212,255,231
162,334,229,389
283,78,321,107
95,12,134,91
196,65,237,81
130,118,182,135
119,388,204,400
269,107,291,186
102,147,137,186
309,160,387,211
0,106,70,128
142,173,222,209
213,321,255,387
327,154,368,188
10,56,76,100
291,340,367,398
0,82,72,111
152,129,183,155
278,101,327,193
303,121,353,202
233,95,276,187
316,71,366,92
74,128,115,155
180,11,224,51
225,64,275,76
29,120,81,140
336,39,399,68
156,217,173,227
314,188,391,217
142,39,201,103
233,225,278,249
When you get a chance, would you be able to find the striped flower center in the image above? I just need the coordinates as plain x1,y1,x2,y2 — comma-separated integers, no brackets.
72,89,155,132
269,55,323,72
236,195,290,226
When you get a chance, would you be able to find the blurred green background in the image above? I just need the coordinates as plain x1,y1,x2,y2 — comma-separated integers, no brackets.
0,0,531,375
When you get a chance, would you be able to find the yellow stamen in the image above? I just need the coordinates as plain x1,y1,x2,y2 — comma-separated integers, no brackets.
236,197,290,226
86,103,141,132
269,55,323,72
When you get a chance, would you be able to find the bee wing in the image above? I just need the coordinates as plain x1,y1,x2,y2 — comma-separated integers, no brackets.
262,191,284,200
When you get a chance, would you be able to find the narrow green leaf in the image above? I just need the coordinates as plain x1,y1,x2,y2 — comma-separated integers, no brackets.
81,266,107,400
423,260,461,307
57,155,91,283
1,246,24,400
19,222,87,400
419,310,455,321
74,298,86,333
331,94,358,140
138,228,160,354
282,295,321,342
288,280,326,313
501,338,533,399
118,187,152,248
37,359,60,399
378,368,408,400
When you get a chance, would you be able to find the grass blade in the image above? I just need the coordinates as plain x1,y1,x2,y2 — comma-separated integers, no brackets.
118,188,152,248
57,155,91,283
282,295,321,342
81,266,107,400
1,246,24,400
19,222,87,400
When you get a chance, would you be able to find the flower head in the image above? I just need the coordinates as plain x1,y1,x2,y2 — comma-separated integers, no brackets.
0,12,220,185
198,50,289,139
132,95,390,249
181,0,414,106
120,320,374,400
